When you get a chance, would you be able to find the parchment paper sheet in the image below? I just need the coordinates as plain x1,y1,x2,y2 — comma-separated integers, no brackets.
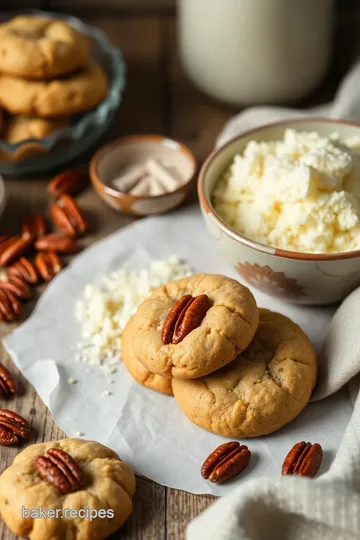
4,205,352,496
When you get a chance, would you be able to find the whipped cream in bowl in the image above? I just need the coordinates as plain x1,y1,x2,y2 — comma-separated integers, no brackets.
198,119,360,304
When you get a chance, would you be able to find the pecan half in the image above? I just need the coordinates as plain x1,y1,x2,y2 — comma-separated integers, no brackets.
35,234,79,253
0,409,30,446
36,448,84,494
201,442,251,484
47,167,88,198
35,251,63,282
0,274,33,300
0,236,32,267
7,257,38,285
161,294,211,345
0,289,22,321
22,214,47,239
282,441,323,478
0,364,16,399
50,194,87,238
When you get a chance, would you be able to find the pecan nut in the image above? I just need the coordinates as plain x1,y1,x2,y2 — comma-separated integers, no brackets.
282,441,323,478
34,234,79,253
22,214,47,239
47,167,88,198
0,409,30,446
201,442,251,484
0,274,33,300
0,289,22,321
35,251,63,282
7,257,39,285
0,364,16,399
36,448,84,494
50,194,87,238
162,294,211,345
0,236,33,267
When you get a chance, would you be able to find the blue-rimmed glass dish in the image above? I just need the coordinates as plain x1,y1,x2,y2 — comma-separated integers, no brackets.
0,11,126,175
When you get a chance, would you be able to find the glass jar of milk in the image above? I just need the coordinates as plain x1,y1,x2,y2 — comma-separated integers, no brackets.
178,0,335,105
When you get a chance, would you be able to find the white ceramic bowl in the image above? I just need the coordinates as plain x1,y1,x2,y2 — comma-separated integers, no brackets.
198,118,360,305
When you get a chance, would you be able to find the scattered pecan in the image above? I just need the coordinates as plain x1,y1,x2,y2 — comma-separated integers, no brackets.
162,294,211,345
201,442,251,484
0,289,22,321
34,234,79,253
22,214,47,240
0,409,30,446
0,236,33,267
36,448,84,494
35,251,63,282
0,364,16,399
7,257,38,285
0,274,33,300
47,167,88,198
282,441,323,478
50,194,87,238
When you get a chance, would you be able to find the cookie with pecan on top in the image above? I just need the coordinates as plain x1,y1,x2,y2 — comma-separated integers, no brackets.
131,273,259,379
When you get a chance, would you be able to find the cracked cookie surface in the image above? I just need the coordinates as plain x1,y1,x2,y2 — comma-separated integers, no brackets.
172,309,317,438
0,16,89,79
131,273,259,379
122,316,173,395
0,438,135,540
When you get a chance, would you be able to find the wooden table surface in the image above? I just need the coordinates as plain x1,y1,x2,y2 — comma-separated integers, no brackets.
0,5,357,540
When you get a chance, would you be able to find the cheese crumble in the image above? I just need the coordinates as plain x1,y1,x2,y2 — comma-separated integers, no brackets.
213,129,360,253
76,256,192,367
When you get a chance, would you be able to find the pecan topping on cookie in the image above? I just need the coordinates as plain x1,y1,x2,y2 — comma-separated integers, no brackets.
22,214,47,239
0,288,22,321
161,294,210,345
35,251,63,282
282,441,323,478
48,167,88,198
0,409,30,446
0,364,16,399
0,235,32,266
50,194,87,238
34,234,79,253
36,448,84,494
7,257,38,285
0,274,33,300
201,442,251,484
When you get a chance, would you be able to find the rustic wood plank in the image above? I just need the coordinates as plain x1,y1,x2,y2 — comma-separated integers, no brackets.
166,489,215,540
48,0,174,9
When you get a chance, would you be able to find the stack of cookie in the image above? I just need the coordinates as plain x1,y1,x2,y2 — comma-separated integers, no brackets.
122,273,318,438
0,15,108,144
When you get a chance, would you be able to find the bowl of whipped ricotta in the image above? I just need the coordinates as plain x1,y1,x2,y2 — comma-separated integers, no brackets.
198,119,360,304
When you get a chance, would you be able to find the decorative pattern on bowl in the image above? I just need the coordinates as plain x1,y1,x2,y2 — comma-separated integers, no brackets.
0,10,126,175
236,262,306,300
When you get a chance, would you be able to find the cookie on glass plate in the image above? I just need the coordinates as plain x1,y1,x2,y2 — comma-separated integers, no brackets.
122,316,173,395
0,16,89,79
172,309,317,438
131,273,259,379
0,438,135,540
3,115,69,143
0,60,108,117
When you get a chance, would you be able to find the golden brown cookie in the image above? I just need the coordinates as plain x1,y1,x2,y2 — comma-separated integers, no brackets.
0,60,109,117
0,438,136,540
3,115,69,143
132,273,259,379
122,316,173,395
0,16,89,79
172,309,317,438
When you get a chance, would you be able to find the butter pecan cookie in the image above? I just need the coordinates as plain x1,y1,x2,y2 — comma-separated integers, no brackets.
0,60,108,117
122,316,173,395
132,273,259,379
3,115,69,143
172,309,317,438
0,438,136,540
0,16,89,79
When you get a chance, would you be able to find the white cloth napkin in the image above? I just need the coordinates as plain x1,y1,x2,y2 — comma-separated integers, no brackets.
188,62,360,539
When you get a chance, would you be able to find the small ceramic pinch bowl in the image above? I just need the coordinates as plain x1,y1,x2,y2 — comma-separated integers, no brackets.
90,135,196,216
198,118,360,305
